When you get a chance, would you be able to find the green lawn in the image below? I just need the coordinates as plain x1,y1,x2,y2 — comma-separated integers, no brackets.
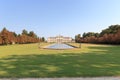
0,43,120,78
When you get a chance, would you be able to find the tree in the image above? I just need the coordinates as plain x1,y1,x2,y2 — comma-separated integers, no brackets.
75,34,81,43
94,33,99,37
28,31,37,38
0,28,41,45
0,34,2,44
100,25,120,36
22,29,28,35
1,28,9,45
13,32,18,37
83,33,86,38
41,37,45,42
76,25,120,44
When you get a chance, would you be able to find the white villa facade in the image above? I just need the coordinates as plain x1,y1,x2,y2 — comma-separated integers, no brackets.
47,35,72,43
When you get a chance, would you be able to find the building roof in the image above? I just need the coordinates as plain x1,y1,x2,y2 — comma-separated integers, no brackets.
48,35,72,39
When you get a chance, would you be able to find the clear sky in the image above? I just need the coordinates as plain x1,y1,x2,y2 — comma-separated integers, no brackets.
0,0,120,38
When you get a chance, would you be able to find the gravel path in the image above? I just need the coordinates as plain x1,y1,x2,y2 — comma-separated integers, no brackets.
0,77,120,80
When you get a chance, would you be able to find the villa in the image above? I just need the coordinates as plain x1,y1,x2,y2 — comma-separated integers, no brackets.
47,35,72,43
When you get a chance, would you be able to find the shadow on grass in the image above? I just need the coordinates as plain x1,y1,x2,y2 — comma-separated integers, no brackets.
0,46,120,78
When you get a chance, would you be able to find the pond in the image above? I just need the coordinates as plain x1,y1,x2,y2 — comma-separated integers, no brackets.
45,43,74,49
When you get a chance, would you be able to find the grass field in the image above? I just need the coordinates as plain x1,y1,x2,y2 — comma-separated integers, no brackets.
0,43,120,78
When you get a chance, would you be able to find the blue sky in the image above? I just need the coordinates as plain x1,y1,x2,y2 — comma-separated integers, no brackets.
0,0,120,38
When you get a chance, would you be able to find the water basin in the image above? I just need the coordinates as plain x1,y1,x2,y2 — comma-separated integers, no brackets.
45,43,74,49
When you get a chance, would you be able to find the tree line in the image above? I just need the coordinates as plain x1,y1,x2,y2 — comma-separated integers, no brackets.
75,24,120,44
0,28,45,45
